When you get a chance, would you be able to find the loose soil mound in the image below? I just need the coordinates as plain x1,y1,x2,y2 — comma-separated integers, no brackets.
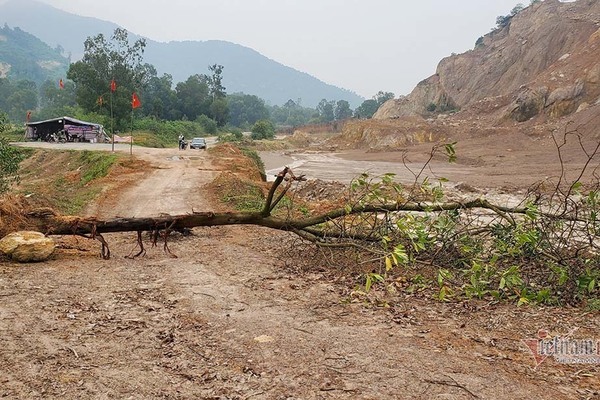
0,195,34,238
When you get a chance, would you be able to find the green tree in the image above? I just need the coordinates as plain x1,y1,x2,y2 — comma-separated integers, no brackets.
251,119,276,140
206,65,228,126
175,74,211,120
496,2,524,30
496,15,512,28
207,64,226,100
6,80,38,122
284,99,297,109
316,99,335,122
0,112,25,193
0,78,11,111
354,99,379,119
209,97,229,127
140,67,178,120
268,100,316,126
511,3,525,16
334,100,353,120
37,79,77,120
67,28,148,130
374,91,395,106
227,93,270,128
196,114,218,135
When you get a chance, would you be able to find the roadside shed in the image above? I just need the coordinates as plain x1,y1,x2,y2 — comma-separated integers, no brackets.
25,116,108,143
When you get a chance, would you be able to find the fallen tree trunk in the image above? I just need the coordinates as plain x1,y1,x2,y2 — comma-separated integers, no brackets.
37,211,280,235
26,195,591,259
32,198,535,237
30,167,310,237
19,167,599,263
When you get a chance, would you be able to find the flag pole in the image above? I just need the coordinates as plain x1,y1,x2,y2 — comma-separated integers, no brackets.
130,92,141,155
110,85,114,152
130,108,134,156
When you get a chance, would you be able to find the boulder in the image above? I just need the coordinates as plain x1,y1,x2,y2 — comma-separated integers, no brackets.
508,86,549,122
0,231,55,262
587,63,600,85
545,79,585,118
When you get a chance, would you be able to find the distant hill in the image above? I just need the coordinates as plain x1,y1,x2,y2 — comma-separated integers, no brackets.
143,40,364,108
0,24,69,84
0,0,364,107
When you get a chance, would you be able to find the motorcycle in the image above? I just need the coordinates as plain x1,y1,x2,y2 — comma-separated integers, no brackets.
49,132,66,143
179,138,188,150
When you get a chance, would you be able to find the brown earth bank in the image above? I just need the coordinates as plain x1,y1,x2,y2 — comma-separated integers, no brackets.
295,98,600,197
1,143,599,399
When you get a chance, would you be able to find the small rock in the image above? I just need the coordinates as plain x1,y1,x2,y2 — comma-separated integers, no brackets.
0,231,55,262
253,335,274,343
576,102,590,113
558,53,570,61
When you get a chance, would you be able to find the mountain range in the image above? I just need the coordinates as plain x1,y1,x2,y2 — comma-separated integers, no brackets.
0,24,68,83
0,0,364,107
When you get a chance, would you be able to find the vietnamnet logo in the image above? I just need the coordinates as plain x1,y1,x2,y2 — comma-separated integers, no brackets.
522,328,600,369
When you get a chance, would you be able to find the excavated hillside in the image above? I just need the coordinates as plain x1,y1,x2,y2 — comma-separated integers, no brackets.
337,0,600,152
374,0,600,121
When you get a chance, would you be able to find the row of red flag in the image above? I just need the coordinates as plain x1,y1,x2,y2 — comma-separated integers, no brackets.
58,78,141,109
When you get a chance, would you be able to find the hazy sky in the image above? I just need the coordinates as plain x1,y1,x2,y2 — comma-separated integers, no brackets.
38,0,525,98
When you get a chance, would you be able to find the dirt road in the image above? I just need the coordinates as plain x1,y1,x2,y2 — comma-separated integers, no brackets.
1,144,598,399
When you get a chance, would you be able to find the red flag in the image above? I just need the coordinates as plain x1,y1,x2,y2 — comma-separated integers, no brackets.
132,92,141,109
110,79,117,92
59,79,64,89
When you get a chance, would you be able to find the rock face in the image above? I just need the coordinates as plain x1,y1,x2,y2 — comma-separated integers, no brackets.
0,231,55,262
374,0,600,122
508,86,549,122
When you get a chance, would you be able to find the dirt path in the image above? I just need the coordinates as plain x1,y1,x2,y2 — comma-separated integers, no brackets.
86,147,217,218
1,145,598,399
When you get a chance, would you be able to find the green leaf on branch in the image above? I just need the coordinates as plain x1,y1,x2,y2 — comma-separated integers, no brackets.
444,142,457,163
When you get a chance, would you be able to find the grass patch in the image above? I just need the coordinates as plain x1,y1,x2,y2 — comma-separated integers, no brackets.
1,126,26,142
239,147,266,181
51,177,103,215
16,149,123,215
79,150,119,184
131,131,172,148
209,171,302,217
213,173,265,212
586,298,600,312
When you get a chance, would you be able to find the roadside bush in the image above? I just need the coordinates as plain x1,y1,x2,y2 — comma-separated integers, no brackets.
218,126,244,143
133,117,207,146
251,119,276,140
0,113,28,193
196,115,218,135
